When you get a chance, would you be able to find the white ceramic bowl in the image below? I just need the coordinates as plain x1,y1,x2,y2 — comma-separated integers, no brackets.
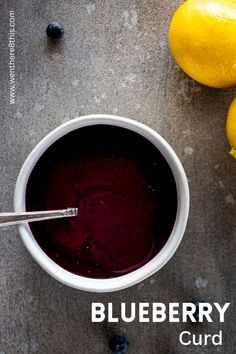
14,115,189,292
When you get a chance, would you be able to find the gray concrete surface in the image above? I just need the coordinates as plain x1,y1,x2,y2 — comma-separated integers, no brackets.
1,0,236,353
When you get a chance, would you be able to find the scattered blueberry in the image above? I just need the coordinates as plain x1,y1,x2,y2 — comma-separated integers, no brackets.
192,299,207,320
46,22,64,39
109,335,129,354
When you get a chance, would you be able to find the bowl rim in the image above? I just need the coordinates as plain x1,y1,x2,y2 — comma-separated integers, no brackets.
14,114,189,292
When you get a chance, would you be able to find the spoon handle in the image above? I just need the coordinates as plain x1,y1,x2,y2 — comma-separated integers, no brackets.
0,208,78,227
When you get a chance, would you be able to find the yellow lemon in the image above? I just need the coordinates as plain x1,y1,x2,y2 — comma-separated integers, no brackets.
226,97,236,158
169,0,236,88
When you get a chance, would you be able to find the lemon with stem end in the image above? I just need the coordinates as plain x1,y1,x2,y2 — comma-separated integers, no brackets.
226,97,236,159
169,0,236,88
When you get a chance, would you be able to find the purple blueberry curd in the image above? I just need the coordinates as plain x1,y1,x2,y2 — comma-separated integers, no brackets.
26,125,177,278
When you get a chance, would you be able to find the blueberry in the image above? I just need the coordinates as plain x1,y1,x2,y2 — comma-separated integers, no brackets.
192,299,207,320
109,336,129,353
46,22,64,39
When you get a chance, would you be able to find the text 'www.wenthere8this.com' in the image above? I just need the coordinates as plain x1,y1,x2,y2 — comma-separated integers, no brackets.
9,10,16,105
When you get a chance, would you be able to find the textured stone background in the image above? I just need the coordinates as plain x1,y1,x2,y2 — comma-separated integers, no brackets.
1,0,236,353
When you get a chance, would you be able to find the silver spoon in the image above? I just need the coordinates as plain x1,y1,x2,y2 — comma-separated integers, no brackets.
0,208,78,227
